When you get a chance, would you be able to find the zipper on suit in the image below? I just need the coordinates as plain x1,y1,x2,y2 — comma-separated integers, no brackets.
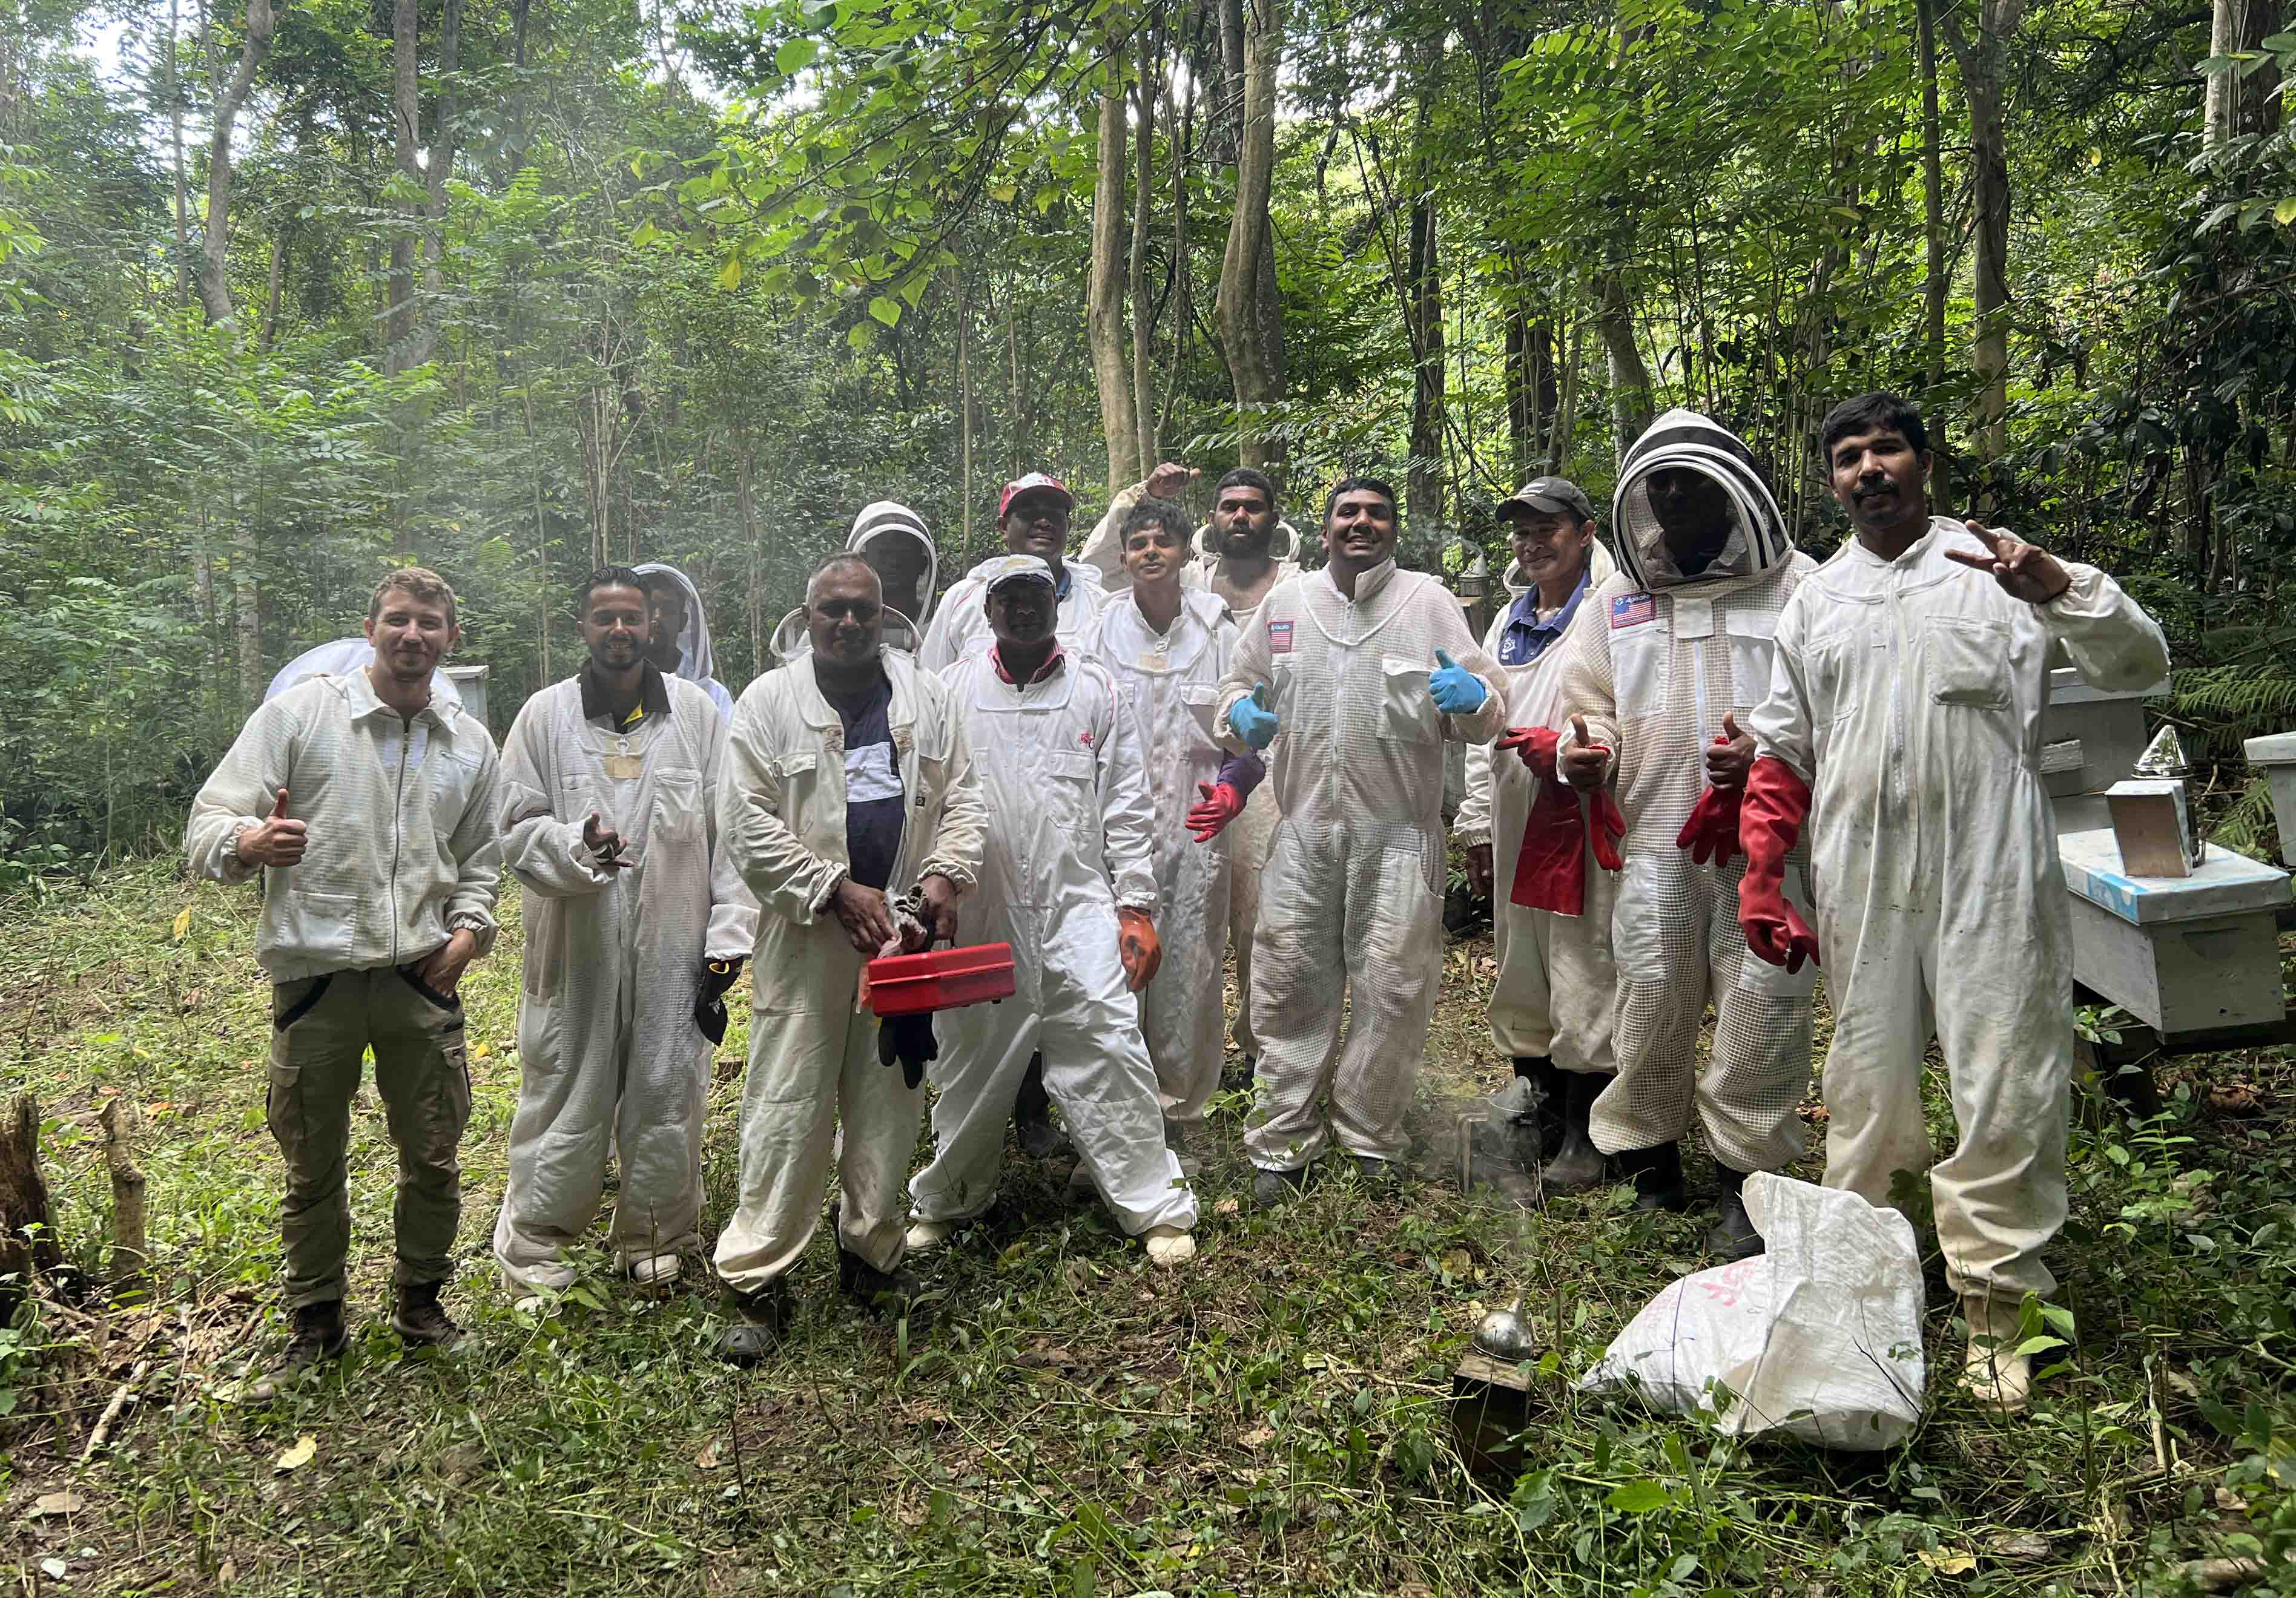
389,720,410,965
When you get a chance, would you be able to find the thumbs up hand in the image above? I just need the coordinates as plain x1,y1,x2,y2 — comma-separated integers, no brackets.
1428,648,1488,714
236,786,309,867
1557,714,1611,791
1704,711,1757,791
1229,683,1281,749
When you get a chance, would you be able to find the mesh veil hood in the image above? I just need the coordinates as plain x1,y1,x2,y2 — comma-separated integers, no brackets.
846,501,940,627
630,562,719,686
1610,409,1793,591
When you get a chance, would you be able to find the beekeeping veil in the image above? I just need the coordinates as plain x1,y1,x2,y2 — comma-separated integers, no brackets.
1610,409,1793,592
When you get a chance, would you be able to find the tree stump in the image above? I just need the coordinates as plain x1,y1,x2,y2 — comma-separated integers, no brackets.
1,1093,64,1317
101,1097,148,1287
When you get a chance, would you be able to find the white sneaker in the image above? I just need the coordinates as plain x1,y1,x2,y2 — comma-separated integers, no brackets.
1962,1294,2033,1416
905,1219,953,1253
627,1254,681,1286
1143,1225,1197,1266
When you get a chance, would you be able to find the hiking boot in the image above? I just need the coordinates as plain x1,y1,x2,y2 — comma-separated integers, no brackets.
1250,1166,1306,1209
1614,1141,1689,1212
246,1302,348,1401
1014,1054,1065,1159
713,1279,795,1366
1540,1070,1609,1192
392,1282,463,1350
1705,1166,1765,1261
837,1248,928,1323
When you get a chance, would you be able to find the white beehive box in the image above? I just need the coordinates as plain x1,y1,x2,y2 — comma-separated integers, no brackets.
2058,829,2289,1034
2040,666,2172,836
444,663,491,728
2246,731,2296,868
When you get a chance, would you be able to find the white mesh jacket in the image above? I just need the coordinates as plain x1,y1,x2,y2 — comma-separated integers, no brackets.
186,669,502,983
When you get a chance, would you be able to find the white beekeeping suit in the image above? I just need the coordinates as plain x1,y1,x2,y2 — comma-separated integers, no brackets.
1453,539,1620,1074
1076,586,1253,1131
632,563,737,720
1550,409,1817,1183
491,668,758,1289
908,643,1198,1241
1216,561,1508,1172
1746,515,2168,1304
711,649,986,1296
768,502,941,663
917,555,1111,672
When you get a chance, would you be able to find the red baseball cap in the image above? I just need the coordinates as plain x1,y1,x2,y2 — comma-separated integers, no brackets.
999,473,1077,519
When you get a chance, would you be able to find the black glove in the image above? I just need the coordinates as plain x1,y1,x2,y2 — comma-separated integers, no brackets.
695,958,744,1047
876,1011,938,1091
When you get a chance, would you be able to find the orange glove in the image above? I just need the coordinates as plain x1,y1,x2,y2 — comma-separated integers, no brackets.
1117,907,1161,991
1738,757,1819,972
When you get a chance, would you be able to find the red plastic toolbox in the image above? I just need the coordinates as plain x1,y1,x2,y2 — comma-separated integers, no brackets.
863,942,1017,1016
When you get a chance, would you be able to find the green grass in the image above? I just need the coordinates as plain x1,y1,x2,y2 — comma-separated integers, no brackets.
2,861,2293,1595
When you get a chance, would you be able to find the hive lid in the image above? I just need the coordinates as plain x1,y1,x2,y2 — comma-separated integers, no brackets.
2245,731,2296,764
2058,829,2291,924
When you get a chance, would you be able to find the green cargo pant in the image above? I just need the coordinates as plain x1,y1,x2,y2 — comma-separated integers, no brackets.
268,964,473,1310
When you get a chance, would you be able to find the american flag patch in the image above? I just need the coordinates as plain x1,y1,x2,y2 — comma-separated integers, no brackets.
1611,593,1657,630
1268,619,1294,654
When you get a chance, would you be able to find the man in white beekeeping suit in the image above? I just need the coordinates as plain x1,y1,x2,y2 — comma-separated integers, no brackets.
1083,464,1306,1083
906,554,1200,1265
920,472,1115,1159
633,563,736,721
711,554,988,1361
491,567,758,1298
768,501,943,665
1077,496,1265,1172
1216,476,1508,1206
1550,410,1818,1261
1740,392,2169,1414
1451,476,1619,1190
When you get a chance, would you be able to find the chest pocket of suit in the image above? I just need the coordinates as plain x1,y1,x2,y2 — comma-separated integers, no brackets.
773,750,819,826
1379,657,1439,745
1612,625,1671,720
1181,685,1222,748
651,768,705,843
1924,619,2012,711
1726,612,1778,708
427,743,484,838
905,722,948,811
1043,748,1099,828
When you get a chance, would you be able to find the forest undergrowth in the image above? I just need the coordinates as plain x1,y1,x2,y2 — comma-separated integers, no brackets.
1,863,2292,1596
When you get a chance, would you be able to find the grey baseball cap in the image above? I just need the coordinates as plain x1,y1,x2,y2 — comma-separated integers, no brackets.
1497,475,1597,524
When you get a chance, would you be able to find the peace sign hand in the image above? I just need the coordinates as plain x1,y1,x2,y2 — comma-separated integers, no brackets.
1943,518,2073,605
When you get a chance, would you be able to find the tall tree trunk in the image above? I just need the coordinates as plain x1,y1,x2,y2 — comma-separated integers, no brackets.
422,0,461,319
234,526,262,705
954,264,974,552
194,0,282,325
167,0,192,308
2206,0,2284,146
386,0,420,374
507,0,532,178
259,226,286,351
1548,314,1582,475
1502,278,1555,487
1089,53,1142,494
1915,0,1947,386
1215,0,1284,478
1405,189,1444,547
1129,11,1163,474
1940,0,2021,461
1596,237,1654,459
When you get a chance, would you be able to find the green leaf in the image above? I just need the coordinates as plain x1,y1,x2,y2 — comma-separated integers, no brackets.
868,295,902,327
776,37,821,74
1605,1479,1671,1513
2275,196,2296,226
848,321,877,350
718,255,744,291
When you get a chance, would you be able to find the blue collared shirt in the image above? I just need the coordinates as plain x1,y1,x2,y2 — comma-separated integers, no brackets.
1497,569,1591,666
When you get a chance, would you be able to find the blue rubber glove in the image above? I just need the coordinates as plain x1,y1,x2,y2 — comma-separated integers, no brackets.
1229,684,1280,749
1428,649,1488,715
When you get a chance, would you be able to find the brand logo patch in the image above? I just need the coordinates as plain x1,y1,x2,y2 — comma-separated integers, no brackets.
1268,619,1294,654
1611,593,1657,630
1078,730,1095,748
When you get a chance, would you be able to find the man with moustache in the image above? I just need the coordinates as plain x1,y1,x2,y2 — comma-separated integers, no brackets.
188,567,501,1397
490,568,757,1301
919,473,1115,673
1741,392,2168,1413
1216,478,1508,1205
712,554,988,1359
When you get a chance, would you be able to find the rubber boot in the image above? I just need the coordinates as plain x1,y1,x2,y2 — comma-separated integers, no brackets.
713,1278,795,1366
1539,1071,1609,1192
1704,1165,1764,1260
1014,1053,1063,1159
837,1248,929,1329
1963,1294,2033,1416
1614,1141,1688,1212
1502,1057,1564,1158
1250,1166,1306,1209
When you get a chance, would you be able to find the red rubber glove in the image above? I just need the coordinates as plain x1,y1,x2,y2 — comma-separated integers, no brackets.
1508,777,1589,916
1738,757,1819,973
1186,781,1245,843
1117,907,1162,991
1589,787,1626,872
1495,725,1562,780
1677,758,1744,869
